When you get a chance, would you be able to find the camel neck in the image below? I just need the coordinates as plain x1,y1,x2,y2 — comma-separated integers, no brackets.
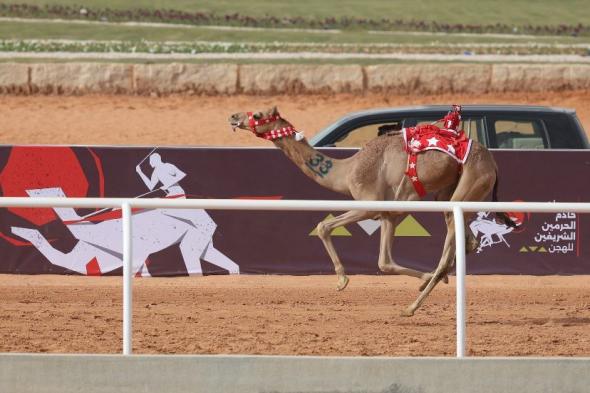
273,136,351,196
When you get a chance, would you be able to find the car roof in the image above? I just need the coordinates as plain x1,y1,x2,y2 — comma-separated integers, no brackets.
331,104,576,123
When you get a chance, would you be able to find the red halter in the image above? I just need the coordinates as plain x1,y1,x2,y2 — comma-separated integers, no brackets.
247,112,297,141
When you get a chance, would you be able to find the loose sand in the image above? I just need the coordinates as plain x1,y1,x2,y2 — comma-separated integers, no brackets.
0,90,589,356
0,275,588,356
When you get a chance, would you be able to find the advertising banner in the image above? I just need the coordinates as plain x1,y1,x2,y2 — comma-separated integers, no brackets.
0,146,588,276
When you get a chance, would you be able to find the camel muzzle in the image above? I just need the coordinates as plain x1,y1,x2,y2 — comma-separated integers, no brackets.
228,113,245,132
229,120,242,132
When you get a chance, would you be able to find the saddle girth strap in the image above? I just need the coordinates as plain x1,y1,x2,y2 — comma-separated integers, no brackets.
405,153,426,198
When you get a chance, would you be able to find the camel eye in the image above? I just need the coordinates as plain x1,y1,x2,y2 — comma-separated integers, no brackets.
252,112,263,120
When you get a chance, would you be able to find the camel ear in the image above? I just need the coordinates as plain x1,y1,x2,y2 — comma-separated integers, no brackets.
270,106,279,116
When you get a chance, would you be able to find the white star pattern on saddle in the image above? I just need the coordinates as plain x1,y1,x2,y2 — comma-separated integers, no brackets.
426,137,440,147
447,144,456,154
410,139,421,148
409,162,416,169
411,176,418,181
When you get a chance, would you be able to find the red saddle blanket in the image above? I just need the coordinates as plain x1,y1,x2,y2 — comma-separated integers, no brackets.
401,124,473,197
402,124,472,164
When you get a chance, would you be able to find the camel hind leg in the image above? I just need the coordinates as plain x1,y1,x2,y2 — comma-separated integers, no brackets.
202,242,240,274
402,169,496,317
178,230,207,275
178,229,239,275
435,181,479,256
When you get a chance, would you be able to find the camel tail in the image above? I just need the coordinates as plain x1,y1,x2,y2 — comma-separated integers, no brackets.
492,171,517,228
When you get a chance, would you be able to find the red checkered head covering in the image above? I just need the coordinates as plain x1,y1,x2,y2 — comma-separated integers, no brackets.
246,107,299,141
443,104,462,131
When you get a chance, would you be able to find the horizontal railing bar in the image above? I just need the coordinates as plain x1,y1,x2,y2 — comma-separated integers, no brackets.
0,197,589,213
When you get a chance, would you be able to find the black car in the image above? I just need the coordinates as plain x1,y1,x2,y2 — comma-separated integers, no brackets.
310,105,589,149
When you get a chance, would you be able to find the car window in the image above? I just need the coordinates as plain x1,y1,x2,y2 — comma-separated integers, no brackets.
492,119,548,149
333,120,403,147
333,117,486,147
462,118,485,144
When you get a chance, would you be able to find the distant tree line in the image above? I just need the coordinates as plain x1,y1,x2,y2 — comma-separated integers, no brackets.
1,2,588,37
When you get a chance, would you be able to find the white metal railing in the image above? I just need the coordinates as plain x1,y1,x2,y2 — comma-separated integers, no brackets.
1,197,588,357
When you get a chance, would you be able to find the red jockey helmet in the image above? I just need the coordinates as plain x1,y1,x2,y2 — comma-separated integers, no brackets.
443,104,462,130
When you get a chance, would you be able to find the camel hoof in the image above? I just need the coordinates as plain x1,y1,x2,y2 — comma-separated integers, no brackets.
400,308,415,317
336,275,349,291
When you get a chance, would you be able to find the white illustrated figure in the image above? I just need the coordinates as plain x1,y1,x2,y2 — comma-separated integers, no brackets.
11,161,240,276
136,153,186,197
469,211,515,253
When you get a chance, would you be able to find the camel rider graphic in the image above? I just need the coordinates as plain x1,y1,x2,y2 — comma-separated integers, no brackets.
134,151,240,275
136,153,186,198
9,150,240,277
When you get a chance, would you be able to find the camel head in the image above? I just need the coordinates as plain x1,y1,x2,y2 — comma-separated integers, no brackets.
228,107,302,141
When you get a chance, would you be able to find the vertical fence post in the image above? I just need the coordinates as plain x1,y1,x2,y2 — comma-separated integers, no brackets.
122,202,132,355
453,205,466,358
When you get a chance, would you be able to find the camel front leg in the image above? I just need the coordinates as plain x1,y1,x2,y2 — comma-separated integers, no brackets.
316,209,375,291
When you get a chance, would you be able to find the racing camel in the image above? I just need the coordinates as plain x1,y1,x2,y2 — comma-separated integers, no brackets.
11,187,239,276
228,106,514,316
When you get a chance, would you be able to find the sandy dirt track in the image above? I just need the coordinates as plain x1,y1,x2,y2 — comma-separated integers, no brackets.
0,91,589,356
0,274,588,356
1,90,590,146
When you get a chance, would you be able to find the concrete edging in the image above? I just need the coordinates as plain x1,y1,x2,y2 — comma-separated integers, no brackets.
0,354,589,393
1,63,589,95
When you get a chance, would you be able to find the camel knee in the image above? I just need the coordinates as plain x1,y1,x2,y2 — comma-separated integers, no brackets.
316,221,331,239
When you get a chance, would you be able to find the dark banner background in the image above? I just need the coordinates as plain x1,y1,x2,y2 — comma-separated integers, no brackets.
0,146,589,276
